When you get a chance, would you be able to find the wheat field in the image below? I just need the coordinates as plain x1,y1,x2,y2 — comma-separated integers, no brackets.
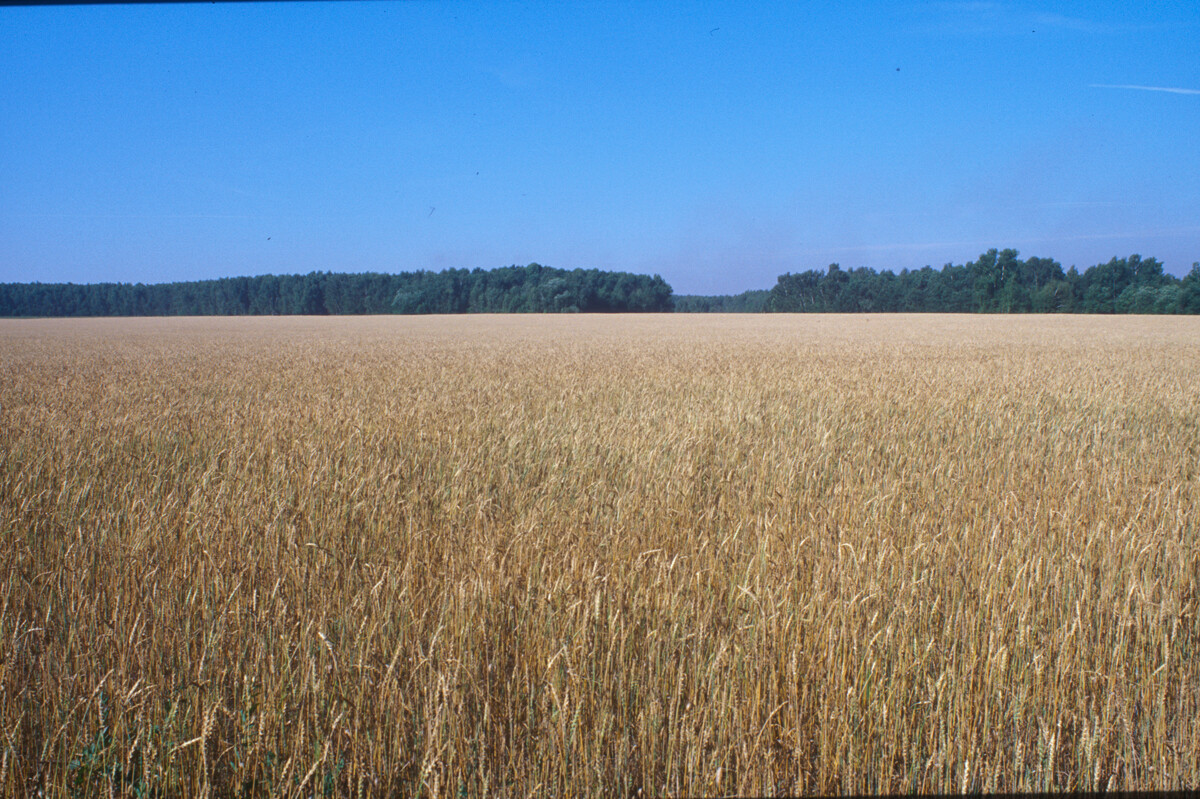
1,314,1198,797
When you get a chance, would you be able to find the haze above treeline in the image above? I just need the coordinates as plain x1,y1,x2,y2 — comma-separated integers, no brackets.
3,250,1200,317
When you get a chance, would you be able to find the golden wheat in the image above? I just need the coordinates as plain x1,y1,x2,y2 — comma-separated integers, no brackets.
1,314,1198,796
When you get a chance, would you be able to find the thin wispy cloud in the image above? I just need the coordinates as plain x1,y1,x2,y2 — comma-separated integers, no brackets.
1030,12,1137,35
1036,201,1125,209
3,213,257,220
1091,84,1200,95
915,3,1128,36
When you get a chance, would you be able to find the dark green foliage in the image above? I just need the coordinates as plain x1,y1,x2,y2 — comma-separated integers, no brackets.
762,250,1193,314
388,264,673,314
1179,263,1200,314
0,265,674,317
673,290,771,312
4,252,1195,317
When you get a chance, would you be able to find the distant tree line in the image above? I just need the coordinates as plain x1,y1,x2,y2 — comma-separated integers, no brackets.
673,290,771,312
5,250,1200,317
763,251,1200,314
0,264,674,317
388,264,673,313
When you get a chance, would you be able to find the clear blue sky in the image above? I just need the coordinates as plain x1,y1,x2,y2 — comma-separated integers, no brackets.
2,1,1198,294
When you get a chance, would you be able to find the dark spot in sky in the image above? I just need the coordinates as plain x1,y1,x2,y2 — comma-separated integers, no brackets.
428,207,435,216
896,67,900,72
710,27,719,35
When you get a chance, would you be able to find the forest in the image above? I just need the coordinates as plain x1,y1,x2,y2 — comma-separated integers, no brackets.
3,251,1199,316
760,251,1200,314
0,264,673,317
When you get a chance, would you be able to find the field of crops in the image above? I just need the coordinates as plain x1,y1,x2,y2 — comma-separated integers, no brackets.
2,314,1198,796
